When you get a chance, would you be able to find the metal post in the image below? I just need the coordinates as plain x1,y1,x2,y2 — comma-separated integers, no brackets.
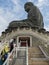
16,47,17,58
26,43,28,65
7,58,9,65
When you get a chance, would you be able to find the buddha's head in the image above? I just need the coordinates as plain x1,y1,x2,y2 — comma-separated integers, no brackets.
24,2,34,12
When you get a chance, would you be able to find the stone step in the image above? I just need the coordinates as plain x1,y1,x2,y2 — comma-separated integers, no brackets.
28,47,42,54
29,61,49,65
29,54,45,58
14,58,26,65
17,50,26,57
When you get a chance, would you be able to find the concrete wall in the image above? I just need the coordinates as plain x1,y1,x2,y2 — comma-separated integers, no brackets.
32,36,46,46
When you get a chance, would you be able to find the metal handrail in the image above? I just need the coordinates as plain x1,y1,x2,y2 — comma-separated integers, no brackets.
3,47,16,65
39,45,49,58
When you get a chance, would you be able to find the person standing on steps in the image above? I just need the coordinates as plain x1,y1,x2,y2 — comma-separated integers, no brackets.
1,43,10,63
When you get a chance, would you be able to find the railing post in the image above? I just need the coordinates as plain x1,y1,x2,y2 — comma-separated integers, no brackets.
7,58,9,65
16,47,17,58
26,45,28,65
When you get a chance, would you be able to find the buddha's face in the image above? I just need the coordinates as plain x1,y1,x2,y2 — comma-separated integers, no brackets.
24,2,33,12
24,4,30,12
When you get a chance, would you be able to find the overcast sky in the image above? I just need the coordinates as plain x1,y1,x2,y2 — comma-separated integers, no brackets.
0,0,49,36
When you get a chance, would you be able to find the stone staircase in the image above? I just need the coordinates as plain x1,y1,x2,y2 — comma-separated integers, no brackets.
2,46,49,65
13,50,26,65
28,46,49,65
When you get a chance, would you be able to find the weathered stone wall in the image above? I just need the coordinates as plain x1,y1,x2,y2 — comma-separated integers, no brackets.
0,28,48,46
32,36,46,46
